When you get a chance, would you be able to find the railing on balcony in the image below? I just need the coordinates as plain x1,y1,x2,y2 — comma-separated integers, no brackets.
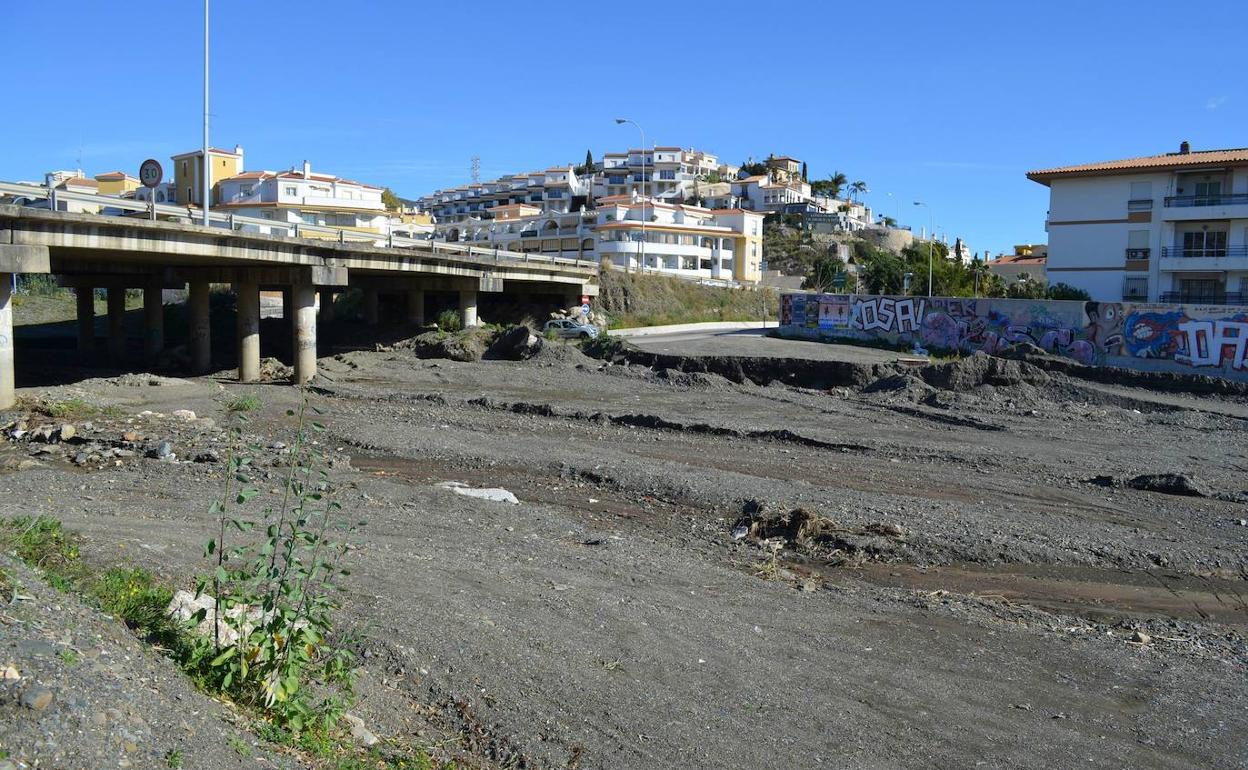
1160,245,1248,259
1159,292,1247,305
1163,193,1248,208
1126,198,1153,211
1125,248,1150,260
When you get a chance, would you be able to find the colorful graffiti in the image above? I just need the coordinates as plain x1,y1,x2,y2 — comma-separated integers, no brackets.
780,294,1248,380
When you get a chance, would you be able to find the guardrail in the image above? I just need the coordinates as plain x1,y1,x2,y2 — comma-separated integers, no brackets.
1163,193,1248,208
0,181,595,270
1159,246,1248,259
1159,292,1246,305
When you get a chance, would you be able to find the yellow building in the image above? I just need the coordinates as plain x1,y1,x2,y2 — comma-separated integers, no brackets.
170,145,244,206
93,171,140,196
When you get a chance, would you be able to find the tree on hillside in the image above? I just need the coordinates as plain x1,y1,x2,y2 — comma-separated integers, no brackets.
880,216,897,228
803,255,847,293
1045,283,1091,301
859,250,907,294
969,258,989,297
811,172,848,199
801,161,808,182
575,149,596,175
739,159,768,176
849,180,868,201
381,187,401,211
1006,273,1048,299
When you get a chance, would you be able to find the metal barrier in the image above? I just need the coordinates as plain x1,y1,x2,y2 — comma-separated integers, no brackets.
0,181,593,270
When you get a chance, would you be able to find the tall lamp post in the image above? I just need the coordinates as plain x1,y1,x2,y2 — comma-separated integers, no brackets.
202,0,211,227
913,201,934,297
615,118,646,274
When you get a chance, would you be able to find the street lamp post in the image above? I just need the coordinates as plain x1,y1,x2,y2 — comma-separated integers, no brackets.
913,201,934,297
202,0,210,227
615,118,646,274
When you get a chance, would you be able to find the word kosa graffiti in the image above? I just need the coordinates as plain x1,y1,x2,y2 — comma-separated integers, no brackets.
779,294,1248,378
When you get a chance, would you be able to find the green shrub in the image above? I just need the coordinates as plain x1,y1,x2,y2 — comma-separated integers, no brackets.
91,566,176,641
434,309,462,332
192,394,357,734
225,394,260,414
0,516,85,590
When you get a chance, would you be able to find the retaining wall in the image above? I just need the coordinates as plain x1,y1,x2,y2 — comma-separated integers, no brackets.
778,293,1248,382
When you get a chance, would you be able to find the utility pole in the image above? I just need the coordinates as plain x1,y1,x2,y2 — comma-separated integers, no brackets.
202,0,211,227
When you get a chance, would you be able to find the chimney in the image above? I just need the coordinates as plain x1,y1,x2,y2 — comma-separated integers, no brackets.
1179,140,1191,154
302,160,311,179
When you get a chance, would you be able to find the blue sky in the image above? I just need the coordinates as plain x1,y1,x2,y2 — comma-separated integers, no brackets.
3,1,1245,257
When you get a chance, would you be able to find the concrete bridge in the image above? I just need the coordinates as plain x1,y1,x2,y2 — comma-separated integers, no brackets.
0,202,599,408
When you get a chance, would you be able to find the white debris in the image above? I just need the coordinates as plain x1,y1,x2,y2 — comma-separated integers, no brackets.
434,481,520,505
171,409,197,421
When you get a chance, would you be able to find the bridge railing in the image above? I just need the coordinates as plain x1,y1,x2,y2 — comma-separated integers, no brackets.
0,181,595,271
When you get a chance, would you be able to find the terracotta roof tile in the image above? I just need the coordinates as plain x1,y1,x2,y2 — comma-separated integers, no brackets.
1027,147,1248,184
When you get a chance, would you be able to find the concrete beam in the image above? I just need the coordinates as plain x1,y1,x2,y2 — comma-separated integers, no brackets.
0,244,50,274
107,288,126,360
188,280,211,374
143,281,164,362
318,288,336,323
168,265,348,287
291,283,317,384
406,288,424,325
0,275,14,409
58,274,183,290
235,280,260,382
459,288,478,329
76,287,95,351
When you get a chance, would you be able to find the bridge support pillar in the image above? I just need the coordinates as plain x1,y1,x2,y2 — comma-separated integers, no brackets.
76,287,95,352
318,289,335,323
363,288,379,325
107,288,126,361
235,279,260,383
406,288,424,325
189,280,211,375
0,275,14,409
143,281,164,363
458,288,478,329
292,282,317,385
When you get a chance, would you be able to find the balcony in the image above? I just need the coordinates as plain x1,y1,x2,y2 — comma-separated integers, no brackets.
1160,193,1248,221
1159,245,1248,272
1164,193,1248,207
1125,248,1150,260
1159,292,1247,305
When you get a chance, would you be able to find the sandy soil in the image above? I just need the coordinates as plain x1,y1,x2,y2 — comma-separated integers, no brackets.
1,333,1245,769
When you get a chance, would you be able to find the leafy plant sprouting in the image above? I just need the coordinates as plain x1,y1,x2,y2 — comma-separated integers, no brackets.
189,393,358,733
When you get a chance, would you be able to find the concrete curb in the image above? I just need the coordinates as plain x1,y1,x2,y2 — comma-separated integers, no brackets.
608,321,777,338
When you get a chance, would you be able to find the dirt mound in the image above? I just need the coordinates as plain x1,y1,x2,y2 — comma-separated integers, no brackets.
399,328,495,362
1127,473,1209,498
918,354,1050,391
486,326,542,361
734,504,910,562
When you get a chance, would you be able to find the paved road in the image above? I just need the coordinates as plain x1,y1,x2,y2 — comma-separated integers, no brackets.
626,327,925,365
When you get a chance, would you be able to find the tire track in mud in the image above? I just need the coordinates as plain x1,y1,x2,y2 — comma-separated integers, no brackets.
312,385,873,454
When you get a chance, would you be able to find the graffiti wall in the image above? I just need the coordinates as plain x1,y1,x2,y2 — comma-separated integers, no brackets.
779,294,1248,381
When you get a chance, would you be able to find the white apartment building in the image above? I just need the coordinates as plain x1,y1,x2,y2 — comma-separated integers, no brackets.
418,147,736,224
435,195,766,283
1028,142,1248,304
214,161,391,234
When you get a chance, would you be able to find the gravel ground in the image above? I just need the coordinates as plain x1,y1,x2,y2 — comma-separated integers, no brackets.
0,336,1245,769
626,328,924,365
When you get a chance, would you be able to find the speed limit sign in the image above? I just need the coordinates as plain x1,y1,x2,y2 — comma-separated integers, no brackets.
138,159,163,189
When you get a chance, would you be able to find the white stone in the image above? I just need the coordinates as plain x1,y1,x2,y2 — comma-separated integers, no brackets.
434,481,520,505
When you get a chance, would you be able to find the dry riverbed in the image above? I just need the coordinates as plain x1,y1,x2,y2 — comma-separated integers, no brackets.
0,338,1245,769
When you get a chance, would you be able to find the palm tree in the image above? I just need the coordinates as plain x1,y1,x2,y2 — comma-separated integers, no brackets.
970,257,989,297
849,180,868,201
829,172,848,199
